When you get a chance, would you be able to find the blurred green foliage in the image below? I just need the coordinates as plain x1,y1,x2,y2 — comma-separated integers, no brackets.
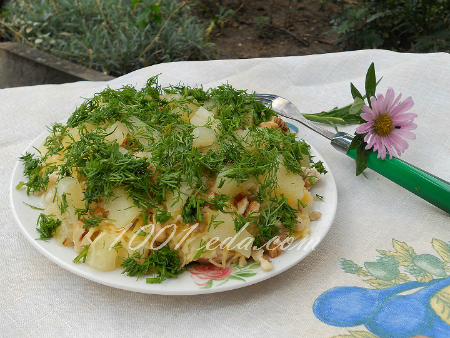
331,0,450,52
0,0,213,76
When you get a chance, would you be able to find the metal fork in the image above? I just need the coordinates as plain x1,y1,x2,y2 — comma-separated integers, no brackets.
256,94,352,154
256,93,450,214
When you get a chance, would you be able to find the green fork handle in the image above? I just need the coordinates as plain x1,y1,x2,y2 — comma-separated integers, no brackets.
331,132,450,214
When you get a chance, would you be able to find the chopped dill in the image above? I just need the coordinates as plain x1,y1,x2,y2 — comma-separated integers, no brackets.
73,245,90,263
121,246,181,283
193,239,210,260
59,192,70,214
316,194,324,202
110,241,123,252
154,209,171,224
207,214,224,231
313,161,327,174
22,202,44,210
82,214,103,228
18,152,51,195
36,213,61,241
181,196,206,224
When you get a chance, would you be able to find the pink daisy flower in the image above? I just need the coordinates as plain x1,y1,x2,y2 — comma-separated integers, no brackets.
356,87,417,160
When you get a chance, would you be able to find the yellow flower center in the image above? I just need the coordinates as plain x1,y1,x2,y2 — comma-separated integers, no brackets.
373,113,393,137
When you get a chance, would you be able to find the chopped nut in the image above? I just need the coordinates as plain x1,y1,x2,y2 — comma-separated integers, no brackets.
251,249,273,271
272,117,289,132
267,240,283,258
238,255,247,268
94,206,108,218
153,222,167,242
236,197,249,215
245,200,261,216
259,121,279,129
304,177,312,189
310,211,322,221
302,167,321,190
62,238,73,247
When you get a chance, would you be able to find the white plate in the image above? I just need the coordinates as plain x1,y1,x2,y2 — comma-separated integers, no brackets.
10,120,337,295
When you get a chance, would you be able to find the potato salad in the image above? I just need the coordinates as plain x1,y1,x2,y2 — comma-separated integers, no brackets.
18,78,326,283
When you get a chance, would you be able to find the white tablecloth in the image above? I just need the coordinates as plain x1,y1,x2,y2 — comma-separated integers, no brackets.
1,50,450,338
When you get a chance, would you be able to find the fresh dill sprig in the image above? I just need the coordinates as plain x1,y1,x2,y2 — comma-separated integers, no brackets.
36,213,62,241
155,208,172,224
181,196,205,224
18,152,52,195
120,246,182,283
252,195,298,247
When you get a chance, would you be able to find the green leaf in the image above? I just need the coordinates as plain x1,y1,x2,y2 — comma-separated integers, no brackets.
302,114,347,126
228,275,246,282
355,143,369,176
365,63,376,108
234,272,257,278
201,280,214,289
348,133,364,151
432,238,450,263
430,289,450,325
340,258,362,274
246,263,260,269
150,4,161,13
350,82,363,100
349,97,365,115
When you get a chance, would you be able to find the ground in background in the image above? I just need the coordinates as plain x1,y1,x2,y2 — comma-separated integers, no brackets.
197,0,342,59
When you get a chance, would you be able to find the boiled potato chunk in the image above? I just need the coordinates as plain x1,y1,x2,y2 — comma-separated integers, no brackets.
233,129,254,150
54,220,73,245
214,167,257,196
57,177,85,224
104,121,129,145
86,233,118,271
203,100,218,115
160,93,182,102
61,127,82,148
161,93,199,123
214,177,257,196
192,127,216,149
206,210,254,258
190,106,218,129
105,188,141,229
127,116,160,147
300,155,310,168
300,189,314,214
165,182,193,217
275,162,305,208
43,202,71,245
38,125,93,156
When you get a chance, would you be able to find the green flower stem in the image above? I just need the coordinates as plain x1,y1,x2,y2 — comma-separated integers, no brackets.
302,114,347,125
